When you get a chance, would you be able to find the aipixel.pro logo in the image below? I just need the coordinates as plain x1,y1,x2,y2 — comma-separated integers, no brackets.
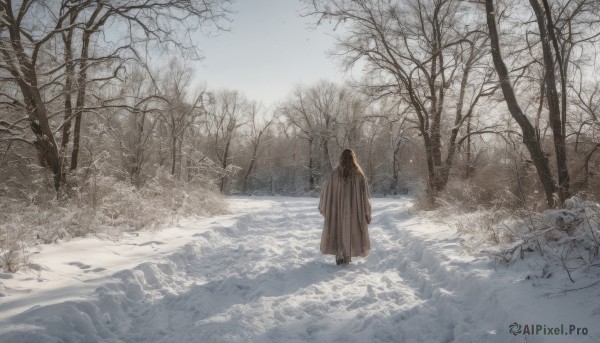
509,322,588,336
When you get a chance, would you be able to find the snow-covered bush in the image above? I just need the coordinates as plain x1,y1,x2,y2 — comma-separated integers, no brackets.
0,164,226,273
436,193,600,282
0,221,30,273
490,198,600,268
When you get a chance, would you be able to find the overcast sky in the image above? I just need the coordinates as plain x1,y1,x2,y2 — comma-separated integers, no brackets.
192,0,346,108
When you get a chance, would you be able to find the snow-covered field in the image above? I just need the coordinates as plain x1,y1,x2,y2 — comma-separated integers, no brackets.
0,196,598,343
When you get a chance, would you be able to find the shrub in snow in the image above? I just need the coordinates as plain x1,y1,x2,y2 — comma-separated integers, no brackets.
0,221,30,273
431,184,600,282
489,197,599,269
0,165,226,273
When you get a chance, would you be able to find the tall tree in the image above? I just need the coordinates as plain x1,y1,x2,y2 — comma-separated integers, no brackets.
241,102,273,194
205,90,247,194
305,0,494,200
0,0,231,192
280,81,358,190
158,58,205,178
484,0,557,207
528,0,571,203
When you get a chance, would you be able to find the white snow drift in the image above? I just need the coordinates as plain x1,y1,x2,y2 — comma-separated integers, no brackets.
0,197,598,343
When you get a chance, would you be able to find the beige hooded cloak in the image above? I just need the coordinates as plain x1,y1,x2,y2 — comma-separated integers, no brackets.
318,168,372,259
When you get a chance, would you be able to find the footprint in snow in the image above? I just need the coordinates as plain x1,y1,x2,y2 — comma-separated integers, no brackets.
139,241,166,246
67,261,91,270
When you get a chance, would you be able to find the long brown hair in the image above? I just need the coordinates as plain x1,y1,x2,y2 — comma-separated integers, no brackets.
337,148,363,179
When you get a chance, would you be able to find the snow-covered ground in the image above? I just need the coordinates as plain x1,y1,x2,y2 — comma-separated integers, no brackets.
0,197,598,343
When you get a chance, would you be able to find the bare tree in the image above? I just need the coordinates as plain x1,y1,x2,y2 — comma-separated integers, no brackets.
572,77,600,189
157,58,205,179
528,0,571,203
305,0,495,201
111,67,162,186
241,102,273,194
0,0,231,193
480,0,600,206
484,0,558,207
367,99,411,194
280,81,357,190
205,90,247,194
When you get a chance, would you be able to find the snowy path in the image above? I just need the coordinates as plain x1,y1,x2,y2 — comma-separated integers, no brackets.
0,197,598,343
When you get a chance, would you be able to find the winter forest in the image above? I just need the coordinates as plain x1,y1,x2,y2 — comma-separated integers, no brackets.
1,0,600,342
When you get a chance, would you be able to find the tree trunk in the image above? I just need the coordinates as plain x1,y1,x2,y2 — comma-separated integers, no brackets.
27,88,64,191
177,136,183,180
529,0,571,204
130,110,146,187
171,130,177,176
242,143,259,194
308,138,315,191
220,133,232,194
422,133,438,197
1,6,64,191
465,118,474,179
486,0,557,207
61,15,76,157
321,136,332,175
391,138,402,195
70,30,91,171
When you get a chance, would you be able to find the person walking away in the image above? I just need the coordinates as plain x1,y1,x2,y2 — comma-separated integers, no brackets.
318,149,372,265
